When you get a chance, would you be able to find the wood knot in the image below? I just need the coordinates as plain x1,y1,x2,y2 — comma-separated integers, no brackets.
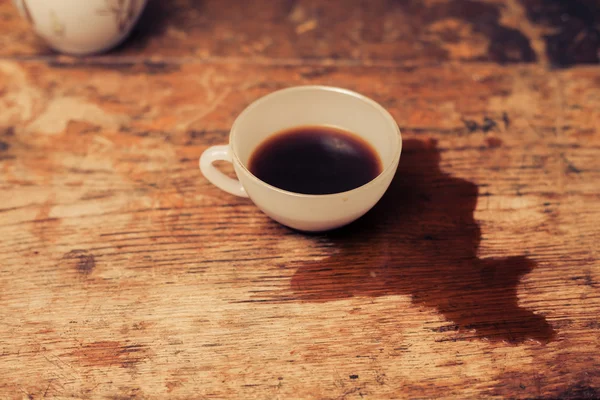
62,249,96,275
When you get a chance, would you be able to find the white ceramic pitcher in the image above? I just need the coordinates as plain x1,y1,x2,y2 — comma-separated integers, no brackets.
13,0,148,55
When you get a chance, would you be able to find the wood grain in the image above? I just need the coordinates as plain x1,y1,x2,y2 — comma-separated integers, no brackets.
1,0,599,398
1,0,598,66
0,60,599,399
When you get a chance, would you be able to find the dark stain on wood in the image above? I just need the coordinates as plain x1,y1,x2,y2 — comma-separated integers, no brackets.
287,139,555,344
462,116,500,133
116,0,182,51
463,118,480,133
537,383,600,399
502,112,510,128
392,0,536,63
521,0,600,67
2,127,15,137
0,141,9,152
585,321,600,329
482,117,498,132
486,137,503,148
62,249,96,275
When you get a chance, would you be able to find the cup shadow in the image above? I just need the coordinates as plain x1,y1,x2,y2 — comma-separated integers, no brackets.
112,0,183,52
288,138,555,344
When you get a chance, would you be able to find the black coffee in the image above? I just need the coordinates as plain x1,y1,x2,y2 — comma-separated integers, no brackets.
248,126,382,195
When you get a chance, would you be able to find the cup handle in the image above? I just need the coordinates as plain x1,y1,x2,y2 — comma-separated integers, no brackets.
199,145,248,198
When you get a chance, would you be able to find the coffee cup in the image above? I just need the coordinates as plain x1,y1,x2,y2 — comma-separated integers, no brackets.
200,85,402,232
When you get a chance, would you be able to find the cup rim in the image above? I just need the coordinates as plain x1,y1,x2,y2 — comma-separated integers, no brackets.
229,85,402,198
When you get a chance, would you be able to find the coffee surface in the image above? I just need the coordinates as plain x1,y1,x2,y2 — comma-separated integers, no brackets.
248,126,382,195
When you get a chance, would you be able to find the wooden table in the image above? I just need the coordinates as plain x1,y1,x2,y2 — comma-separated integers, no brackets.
1,0,599,398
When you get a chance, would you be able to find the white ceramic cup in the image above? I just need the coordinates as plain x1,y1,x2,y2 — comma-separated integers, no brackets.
200,86,402,232
13,0,148,55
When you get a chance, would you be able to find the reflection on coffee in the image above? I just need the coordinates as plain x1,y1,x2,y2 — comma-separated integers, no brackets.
248,125,382,195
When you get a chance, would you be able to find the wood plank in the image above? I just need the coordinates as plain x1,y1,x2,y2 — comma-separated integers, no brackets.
0,60,599,398
1,0,598,67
